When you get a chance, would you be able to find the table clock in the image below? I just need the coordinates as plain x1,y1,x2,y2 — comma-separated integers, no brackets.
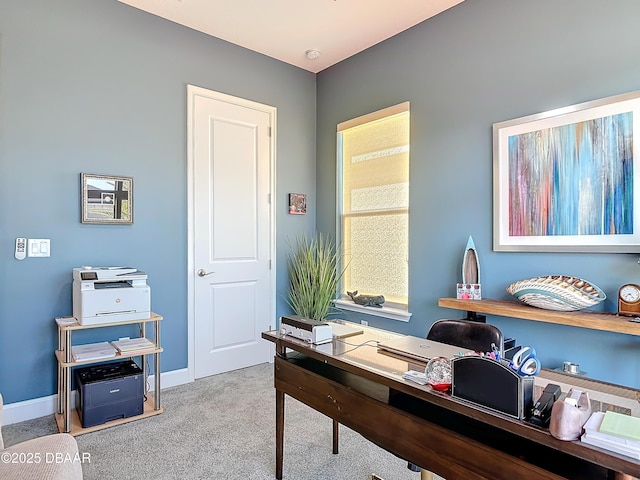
618,283,640,316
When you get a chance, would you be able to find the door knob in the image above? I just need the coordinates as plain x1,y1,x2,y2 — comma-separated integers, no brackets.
197,269,214,277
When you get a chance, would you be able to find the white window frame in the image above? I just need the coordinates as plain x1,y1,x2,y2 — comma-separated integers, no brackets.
335,102,412,322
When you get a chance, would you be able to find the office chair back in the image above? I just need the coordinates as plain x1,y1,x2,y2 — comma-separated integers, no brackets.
427,319,504,355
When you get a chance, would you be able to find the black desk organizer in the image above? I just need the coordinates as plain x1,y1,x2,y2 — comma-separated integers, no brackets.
451,355,534,420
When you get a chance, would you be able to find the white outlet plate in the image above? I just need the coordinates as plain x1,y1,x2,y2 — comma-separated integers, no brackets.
27,239,51,257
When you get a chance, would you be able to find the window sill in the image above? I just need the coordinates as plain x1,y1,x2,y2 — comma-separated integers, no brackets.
333,299,412,322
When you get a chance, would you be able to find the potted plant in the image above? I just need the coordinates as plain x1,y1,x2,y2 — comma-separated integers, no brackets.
286,233,344,321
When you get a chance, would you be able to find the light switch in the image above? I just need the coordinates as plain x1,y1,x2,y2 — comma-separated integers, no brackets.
27,239,51,257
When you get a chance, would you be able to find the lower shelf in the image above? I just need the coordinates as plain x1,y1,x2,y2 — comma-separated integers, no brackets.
55,395,163,436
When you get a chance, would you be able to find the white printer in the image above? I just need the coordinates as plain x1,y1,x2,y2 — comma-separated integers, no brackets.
73,267,151,325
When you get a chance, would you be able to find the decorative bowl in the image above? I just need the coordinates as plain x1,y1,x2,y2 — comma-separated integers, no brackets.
506,275,606,312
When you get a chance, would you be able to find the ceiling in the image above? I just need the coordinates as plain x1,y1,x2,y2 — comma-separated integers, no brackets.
117,0,464,73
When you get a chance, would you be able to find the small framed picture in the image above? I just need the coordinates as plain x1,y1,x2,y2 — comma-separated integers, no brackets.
288,193,307,215
81,173,133,224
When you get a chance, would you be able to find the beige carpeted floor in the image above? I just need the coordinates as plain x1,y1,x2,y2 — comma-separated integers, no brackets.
4,362,427,480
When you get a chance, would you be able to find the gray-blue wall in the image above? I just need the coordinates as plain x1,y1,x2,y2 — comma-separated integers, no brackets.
0,0,316,403
317,0,640,388
3,0,640,405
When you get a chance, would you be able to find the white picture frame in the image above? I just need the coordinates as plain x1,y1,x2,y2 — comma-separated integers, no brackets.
493,91,640,252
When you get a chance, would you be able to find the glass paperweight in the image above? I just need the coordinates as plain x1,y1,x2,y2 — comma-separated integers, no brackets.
425,356,452,392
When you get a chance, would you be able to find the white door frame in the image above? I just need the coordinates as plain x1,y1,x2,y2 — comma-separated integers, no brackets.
186,84,277,382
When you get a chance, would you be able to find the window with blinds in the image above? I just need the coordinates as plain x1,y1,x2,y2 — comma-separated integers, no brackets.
337,102,409,307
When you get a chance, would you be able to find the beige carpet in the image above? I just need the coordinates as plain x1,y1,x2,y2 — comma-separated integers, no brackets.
4,363,425,480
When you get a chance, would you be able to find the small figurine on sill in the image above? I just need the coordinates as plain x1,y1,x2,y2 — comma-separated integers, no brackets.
347,291,385,308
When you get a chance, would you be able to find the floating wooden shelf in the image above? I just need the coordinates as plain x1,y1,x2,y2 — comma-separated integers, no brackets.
438,298,640,336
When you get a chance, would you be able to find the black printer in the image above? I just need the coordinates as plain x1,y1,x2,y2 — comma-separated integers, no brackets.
75,360,144,428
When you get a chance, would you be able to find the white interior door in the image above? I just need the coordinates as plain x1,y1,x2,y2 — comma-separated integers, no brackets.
188,86,274,379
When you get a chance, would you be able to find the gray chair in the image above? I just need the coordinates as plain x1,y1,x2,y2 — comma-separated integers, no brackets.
0,393,83,480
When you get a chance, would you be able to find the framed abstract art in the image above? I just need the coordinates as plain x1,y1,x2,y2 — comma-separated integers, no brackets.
493,91,640,252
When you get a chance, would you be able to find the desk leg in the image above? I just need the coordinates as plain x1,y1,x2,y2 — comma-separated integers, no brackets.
420,469,434,480
276,388,284,480
332,420,339,454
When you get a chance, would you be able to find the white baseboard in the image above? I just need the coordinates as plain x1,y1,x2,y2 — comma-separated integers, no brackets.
148,367,190,390
1,368,190,426
2,395,59,427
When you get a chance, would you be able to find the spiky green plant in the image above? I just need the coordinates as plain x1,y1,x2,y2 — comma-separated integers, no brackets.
286,233,344,321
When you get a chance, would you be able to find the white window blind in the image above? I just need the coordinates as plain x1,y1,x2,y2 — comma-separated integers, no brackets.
337,102,409,307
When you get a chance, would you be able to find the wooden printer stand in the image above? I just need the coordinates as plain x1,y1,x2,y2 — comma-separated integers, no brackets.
55,313,163,436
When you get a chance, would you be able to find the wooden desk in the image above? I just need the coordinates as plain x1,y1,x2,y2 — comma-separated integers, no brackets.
262,325,640,480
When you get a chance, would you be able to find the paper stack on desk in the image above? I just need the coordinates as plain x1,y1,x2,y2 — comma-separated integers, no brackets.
581,411,640,459
402,370,428,385
72,342,117,362
111,337,155,353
